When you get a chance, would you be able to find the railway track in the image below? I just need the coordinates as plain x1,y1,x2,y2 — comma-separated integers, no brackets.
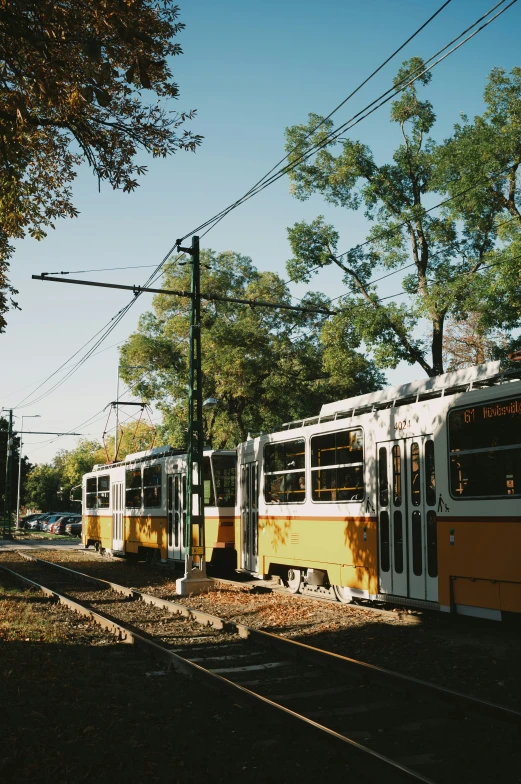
1,552,519,784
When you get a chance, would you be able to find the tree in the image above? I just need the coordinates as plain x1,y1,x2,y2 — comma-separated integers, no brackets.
283,58,517,378
24,463,63,513
0,416,33,517
0,1,201,332
433,67,521,338
119,249,384,447
442,313,509,372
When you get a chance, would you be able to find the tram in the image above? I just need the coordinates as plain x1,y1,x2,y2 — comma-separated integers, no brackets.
82,361,521,620
236,361,521,620
82,447,237,568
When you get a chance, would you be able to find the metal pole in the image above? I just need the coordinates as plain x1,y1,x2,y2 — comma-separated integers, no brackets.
4,409,13,539
16,414,40,527
16,419,23,529
175,236,212,596
115,363,120,462
186,235,205,568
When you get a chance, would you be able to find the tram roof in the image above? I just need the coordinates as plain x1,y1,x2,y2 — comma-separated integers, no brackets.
277,361,521,431
319,361,505,419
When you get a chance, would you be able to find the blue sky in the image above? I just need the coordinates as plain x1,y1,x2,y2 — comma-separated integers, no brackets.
1,0,520,463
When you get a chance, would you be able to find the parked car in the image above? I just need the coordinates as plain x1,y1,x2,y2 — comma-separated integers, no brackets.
65,519,83,537
44,514,68,533
53,515,81,535
25,516,45,531
20,513,43,527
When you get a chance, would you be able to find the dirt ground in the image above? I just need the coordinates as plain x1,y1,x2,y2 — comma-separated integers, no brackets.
1,548,520,783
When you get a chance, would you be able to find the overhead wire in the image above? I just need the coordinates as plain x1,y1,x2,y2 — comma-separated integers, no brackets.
1,339,125,401
192,0,453,239
176,0,515,243
16,252,183,410
42,263,162,276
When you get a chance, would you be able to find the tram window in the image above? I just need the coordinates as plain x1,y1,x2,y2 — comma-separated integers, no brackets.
379,511,390,572
97,475,110,509
378,447,388,506
449,397,521,498
264,439,306,504
212,455,236,506
265,471,305,504
265,439,305,473
311,465,363,502
427,510,438,578
450,450,521,498
311,429,364,503
425,440,436,506
410,442,421,506
412,511,423,576
86,477,97,509
393,511,403,574
203,457,215,506
143,464,162,508
392,445,402,506
125,468,142,508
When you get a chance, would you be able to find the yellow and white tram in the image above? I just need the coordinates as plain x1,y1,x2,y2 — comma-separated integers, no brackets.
236,361,521,620
82,361,521,620
82,447,237,568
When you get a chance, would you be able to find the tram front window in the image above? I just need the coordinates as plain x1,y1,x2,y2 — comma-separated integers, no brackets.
449,398,521,498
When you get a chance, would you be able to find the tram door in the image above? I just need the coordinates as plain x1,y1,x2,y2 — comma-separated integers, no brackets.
377,437,438,602
112,481,124,552
240,461,258,572
167,473,186,562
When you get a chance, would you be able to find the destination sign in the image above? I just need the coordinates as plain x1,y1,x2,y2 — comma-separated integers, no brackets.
463,399,521,424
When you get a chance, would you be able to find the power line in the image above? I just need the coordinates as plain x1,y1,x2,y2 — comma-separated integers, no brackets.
192,0,453,240
328,248,521,310
42,263,161,276
1,339,125,401
176,0,515,242
17,253,182,410
24,373,150,457
333,214,521,289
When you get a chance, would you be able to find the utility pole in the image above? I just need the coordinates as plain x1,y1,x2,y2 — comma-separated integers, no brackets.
174,235,212,596
32,244,333,589
3,409,13,539
16,414,41,528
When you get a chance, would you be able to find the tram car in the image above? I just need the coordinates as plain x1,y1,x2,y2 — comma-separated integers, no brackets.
82,447,237,568
236,361,521,620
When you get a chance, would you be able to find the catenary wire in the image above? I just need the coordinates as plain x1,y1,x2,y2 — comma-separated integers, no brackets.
177,0,514,242
43,263,162,276
16,253,183,410
1,339,125,401
191,0,453,239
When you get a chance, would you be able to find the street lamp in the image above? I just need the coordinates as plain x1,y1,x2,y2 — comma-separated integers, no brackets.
16,414,40,528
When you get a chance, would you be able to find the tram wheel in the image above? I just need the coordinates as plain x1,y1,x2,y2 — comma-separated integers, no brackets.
286,568,302,594
333,585,353,604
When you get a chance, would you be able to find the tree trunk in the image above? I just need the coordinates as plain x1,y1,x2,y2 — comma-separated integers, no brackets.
431,315,445,377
